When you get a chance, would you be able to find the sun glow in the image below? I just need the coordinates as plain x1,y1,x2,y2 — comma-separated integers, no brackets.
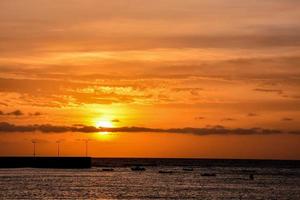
93,119,115,140
96,120,114,128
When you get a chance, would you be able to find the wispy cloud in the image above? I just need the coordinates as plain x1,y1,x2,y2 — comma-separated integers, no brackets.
221,118,236,122
253,88,283,94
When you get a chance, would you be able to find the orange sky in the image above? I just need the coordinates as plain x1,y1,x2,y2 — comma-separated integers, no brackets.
0,0,300,159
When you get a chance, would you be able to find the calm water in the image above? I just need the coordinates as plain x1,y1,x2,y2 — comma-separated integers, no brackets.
0,166,300,199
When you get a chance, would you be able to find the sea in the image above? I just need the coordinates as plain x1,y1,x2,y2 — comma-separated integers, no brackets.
0,158,299,199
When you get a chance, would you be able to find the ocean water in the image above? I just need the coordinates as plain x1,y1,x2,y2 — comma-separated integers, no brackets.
0,164,300,199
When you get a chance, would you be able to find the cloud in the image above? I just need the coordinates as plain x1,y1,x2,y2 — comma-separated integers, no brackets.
221,118,236,121
0,122,297,136
7,110,23,116
253,88,283,94
0,102,8,107
205,125,225,129
29,112,43,116
195,117,205,120
112,119,120,123
1,54,300,108
172,87,203,96
281,118,293,122
248,113,258,117
0,110,44,117
0,77,159,106
289,130,300,135
0,110,24,116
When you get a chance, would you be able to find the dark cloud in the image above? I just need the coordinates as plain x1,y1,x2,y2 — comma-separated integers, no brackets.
0,110,44,117
248,113,258,117
0,110,24,116
289,130,300,135
195,117,205,120
112,119,120,123
206,125,225,129
29,112,43,116
7,110,23,116
221,118,236,121
0,122,297,136
281,118,293,122
253,88,283,94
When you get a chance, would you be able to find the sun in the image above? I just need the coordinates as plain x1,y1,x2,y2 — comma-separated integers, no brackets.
94,119,115,139
95,120,114,128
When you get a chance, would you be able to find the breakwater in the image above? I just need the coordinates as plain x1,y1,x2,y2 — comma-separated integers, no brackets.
0,157,92,168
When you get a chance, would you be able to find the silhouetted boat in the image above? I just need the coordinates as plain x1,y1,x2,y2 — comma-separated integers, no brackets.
131,166,146,171
159,170,174,174
183,167,194,171
201,173,216,177
249,174,254,180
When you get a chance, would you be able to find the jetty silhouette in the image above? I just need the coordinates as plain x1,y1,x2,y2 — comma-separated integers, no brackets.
0,157,92,169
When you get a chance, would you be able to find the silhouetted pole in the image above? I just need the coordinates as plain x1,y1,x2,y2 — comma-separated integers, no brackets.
56,141,60,157
85,140,88,157
32,141,36,157
83,139,90,157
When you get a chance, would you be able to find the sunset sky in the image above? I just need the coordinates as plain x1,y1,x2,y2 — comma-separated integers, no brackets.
0,0,300,159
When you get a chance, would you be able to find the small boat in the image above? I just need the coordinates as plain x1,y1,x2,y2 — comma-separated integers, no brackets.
102,168,114,172
249,174,254,180
131,166,146,171
183,167,194,171
159,170,174,174
201,173,216,177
